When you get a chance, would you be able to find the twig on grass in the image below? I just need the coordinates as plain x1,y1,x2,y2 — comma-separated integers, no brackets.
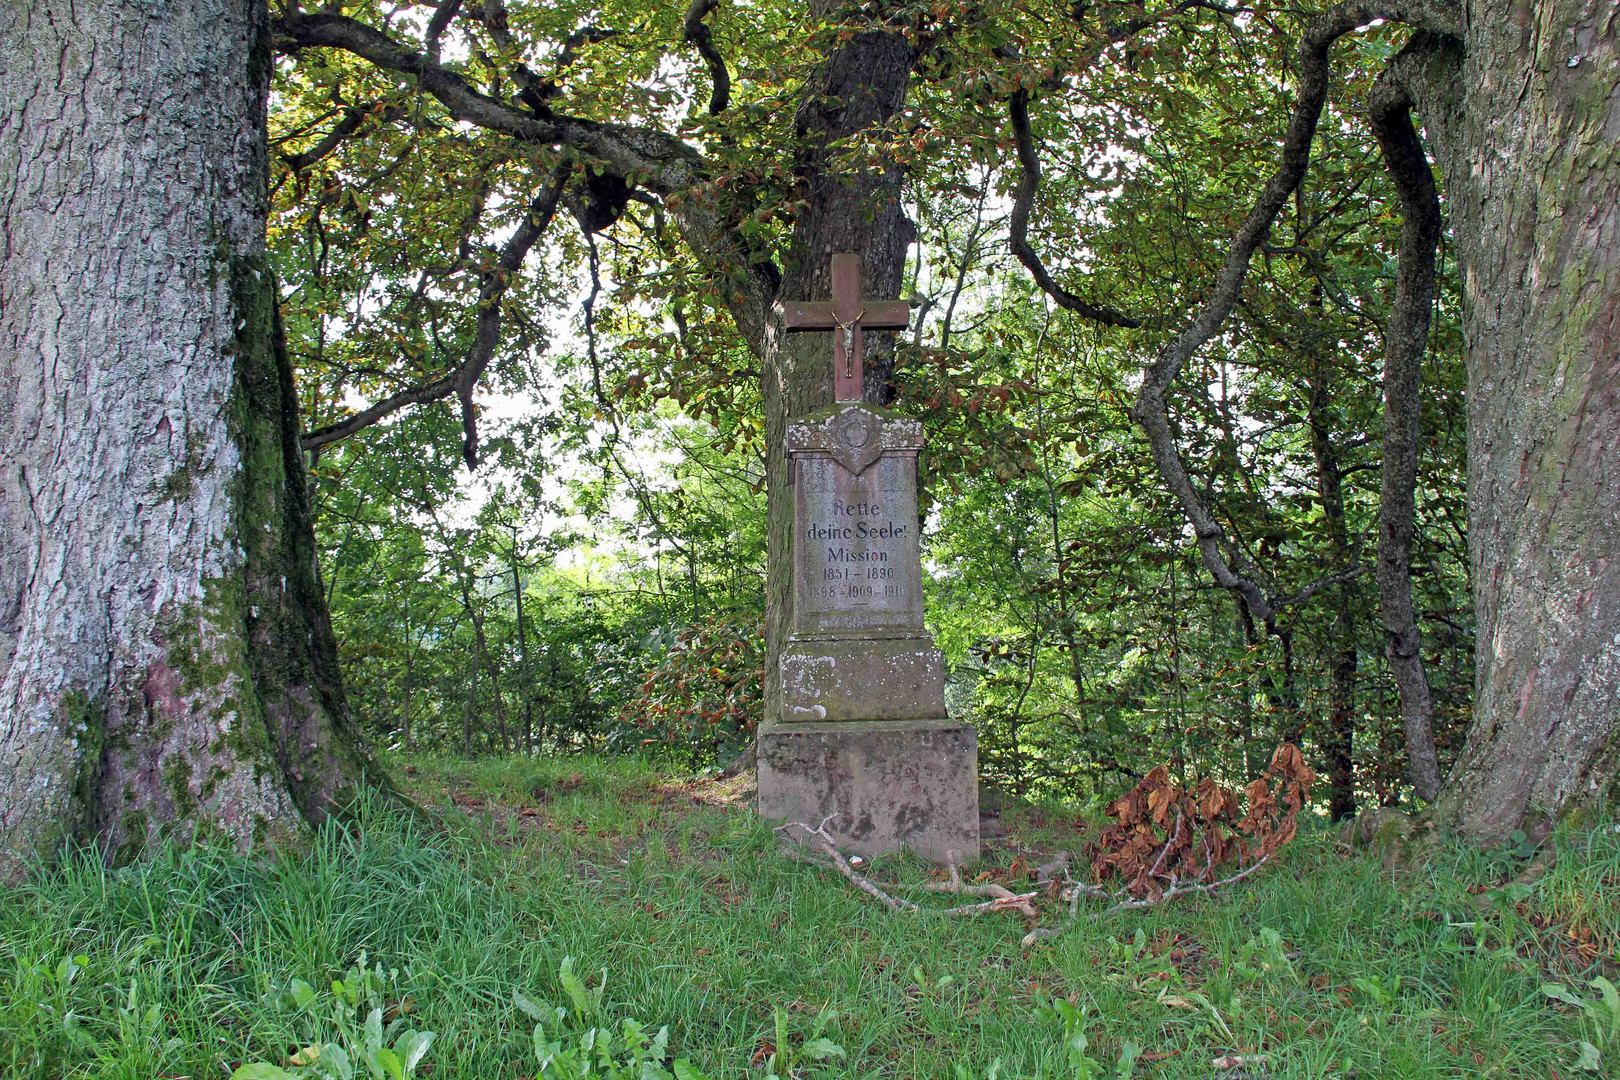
1019,854,1274,948
922,864,1040,918
1094,853,1272,917
777,818,919,912
776,820,1038,920
777,818,1271,948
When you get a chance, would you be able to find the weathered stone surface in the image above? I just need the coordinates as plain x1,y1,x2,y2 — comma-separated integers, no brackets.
779,634,945,722
789,404,925,636
757,718,980,862
761,397,978,865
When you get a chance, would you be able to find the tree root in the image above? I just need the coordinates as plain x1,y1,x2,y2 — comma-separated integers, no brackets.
1338,806,1446,873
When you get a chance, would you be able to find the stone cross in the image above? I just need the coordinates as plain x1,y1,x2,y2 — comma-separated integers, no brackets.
782,252,912,401
757,253,980,865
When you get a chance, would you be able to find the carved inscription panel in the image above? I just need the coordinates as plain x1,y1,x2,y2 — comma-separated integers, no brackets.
793,450,925,634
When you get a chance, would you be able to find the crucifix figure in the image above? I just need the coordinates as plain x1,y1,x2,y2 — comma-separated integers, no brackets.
782,252,912,401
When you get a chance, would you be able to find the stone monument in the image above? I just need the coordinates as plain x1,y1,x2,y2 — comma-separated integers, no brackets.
756,253,980,863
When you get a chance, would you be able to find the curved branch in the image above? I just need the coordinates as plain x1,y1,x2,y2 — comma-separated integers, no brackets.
1008,88,1142,327
554,25,620,70
1126,0,1448,627
425,0,462,63
300,167,569,462
1008,0,1284,326
275,12,702,194
1370,37,1445,802
275,9,779,352
1271,565,1368,609
301,369,465,455
683,0,731,115
281,102,404,173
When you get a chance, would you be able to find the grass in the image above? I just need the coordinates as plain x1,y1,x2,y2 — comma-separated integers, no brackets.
1,752,1616,1079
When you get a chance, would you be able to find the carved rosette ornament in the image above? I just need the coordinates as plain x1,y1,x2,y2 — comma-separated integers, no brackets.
786,402,922,477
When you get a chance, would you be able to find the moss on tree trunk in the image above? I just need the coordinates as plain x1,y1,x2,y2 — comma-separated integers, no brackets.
1409,1,1620,839
0,0,378,878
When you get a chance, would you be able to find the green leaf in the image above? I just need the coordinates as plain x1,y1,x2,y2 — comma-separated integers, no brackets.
395,1030,434,1077
558,956,602,1020
1543,983,1585,1006
1573,1041,1602,1072
1590,976,1620,1044
365,1007,385,1056
514,990,549,1021
1116,1041,1142,1077
54,955,82,987
672,1061,714,1080
288,978,317,1010
375,1046,403,1080
801,1037,845,1060
62,1011,95,1049
228,1066,301,1080
321,1043,355,1080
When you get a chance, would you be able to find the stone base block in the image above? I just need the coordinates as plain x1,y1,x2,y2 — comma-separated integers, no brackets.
757,717,979,863
780,635,946,722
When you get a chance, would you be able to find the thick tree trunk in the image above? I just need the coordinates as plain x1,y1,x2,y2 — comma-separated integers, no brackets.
760,7,917,718
1413,2,1620,839
0,0,374,876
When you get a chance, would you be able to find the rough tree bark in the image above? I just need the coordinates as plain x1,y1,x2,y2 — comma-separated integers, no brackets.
1404,1,1620,838
1017,0,1615,834
1370,51,1445,804
0,0,375,877
760,2,918,720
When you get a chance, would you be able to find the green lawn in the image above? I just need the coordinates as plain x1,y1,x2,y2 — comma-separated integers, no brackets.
2,753,1616,1079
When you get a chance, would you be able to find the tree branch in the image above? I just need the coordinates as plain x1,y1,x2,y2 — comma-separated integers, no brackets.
1092,853,1272,918
301,369,465,455
1370,36,1444,801
1021,854,1273,947
922,864,1039,918
281,103,402,173
300,166,569,461
1126,0,1449,629
1270,565,1368,609
274,9,780,352
424,0,462,63
683,0,731,115
275,11,702,194
777,821,1038,920
777,819,920,912
1007,88,1141,328
1007,0,1267,327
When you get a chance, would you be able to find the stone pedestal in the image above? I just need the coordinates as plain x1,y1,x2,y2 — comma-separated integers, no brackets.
780,633,946,722
758,403,979,862
757,718,979,864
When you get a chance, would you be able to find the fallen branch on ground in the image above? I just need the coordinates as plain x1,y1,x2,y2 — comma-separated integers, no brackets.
1020,854,1273,948
1093,853,1272,918
776,820,1038,920
783,747,1309,947
922,864,1040,918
